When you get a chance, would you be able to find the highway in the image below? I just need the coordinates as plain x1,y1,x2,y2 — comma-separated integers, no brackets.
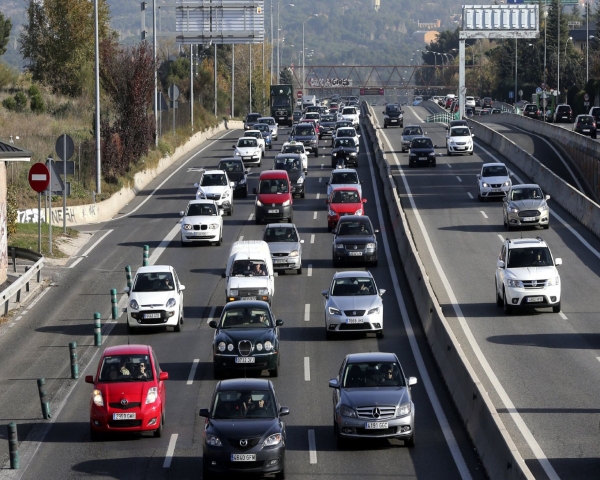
372,104,600,480
0,121,486,479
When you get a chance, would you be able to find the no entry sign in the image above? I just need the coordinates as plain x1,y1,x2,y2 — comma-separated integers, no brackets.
28,163,50,193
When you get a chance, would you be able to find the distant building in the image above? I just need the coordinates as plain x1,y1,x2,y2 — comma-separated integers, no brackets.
570,21,596,52
418,19,441,29
372,0,380,11
412,30,440,44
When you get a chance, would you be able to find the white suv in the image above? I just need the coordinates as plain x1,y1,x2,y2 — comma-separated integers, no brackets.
194,170,234,216
495,237,562,315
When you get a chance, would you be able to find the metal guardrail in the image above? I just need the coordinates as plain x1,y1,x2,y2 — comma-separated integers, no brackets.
1,247,44,316
426,111,458,123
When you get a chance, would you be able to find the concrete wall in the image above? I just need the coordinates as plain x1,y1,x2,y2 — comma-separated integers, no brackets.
0,161,7,285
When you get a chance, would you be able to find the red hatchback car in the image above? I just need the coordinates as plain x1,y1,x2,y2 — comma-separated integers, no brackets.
326,187,366,231
86,344,168,439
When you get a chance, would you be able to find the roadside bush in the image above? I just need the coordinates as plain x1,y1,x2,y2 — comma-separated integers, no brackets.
158,139,172,158
6,185,18,237
14,91,27,112
30,94,46,114
2,96,16,111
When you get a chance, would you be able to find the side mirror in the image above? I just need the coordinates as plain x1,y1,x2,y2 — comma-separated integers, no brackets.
159,372,169,381
230,182,235,187
545,194,551,200
124,286,130,294
194,183,199,188
408,377,418,386
180,285,186,291
85,375,94,384
276,123,279,127
245,169,250,174
300,239,305,244
199,408,210,418
357,134,361,138
497,260,505,268
209,320,218,328
379,289,386,296
253,188,257,194
219,209,225,216
321,290,329,298
179,211,185,216
325,181,329,185
555,258,562,266
276,319,284,326
374,229,379,234
362,198,367,203
434,145,438,148
279,406,290,416
382,111,385,115
445,126,449,130
476,174,481,179
329,378,340,389
232,145,236,148
471,133,475,137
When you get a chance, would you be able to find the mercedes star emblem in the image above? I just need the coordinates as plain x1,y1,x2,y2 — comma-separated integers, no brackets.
120,398,128,406
240,439,248,447
353,245,358,250
372,407,381,418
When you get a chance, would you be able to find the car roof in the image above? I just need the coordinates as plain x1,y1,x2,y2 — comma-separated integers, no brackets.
331,186,360,193
506,237,548,248
259,170,290,179
135,265,173,274
258,116,275,120
219,157,243,163
330,168,358,174
265,223,296,229
482,162,506,168
295,122,314,128
334,270,374,279
202,169,226,176
216,378,272,391
237,136,258,141
404,125,421,129
345,352,397,363
510,183,540,189
103,344,152,356
275,153,301,159
337,214,370,223
222,300,271,310
187,199,218,206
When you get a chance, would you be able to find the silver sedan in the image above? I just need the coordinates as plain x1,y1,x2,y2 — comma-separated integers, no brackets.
503,184,550,230
262,223,304,274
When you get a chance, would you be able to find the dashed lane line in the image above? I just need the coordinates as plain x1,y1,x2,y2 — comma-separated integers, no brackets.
480,211,488,219
163,434,179,468
308,429,317,464
307,264,313,277
304,357,310,381
187,359,200,385
304,304,310,321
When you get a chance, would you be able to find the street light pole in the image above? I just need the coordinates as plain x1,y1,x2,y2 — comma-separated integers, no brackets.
587,1,589,83
270,1,274,83
515,38,518,105
277,2,294,84
557,2,560,101
302,14,319,100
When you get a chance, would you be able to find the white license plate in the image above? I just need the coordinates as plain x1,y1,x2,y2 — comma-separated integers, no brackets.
113,413,136,420
144,313,161,319
527,296,544,303
583,129,590,132
268,209,279,213
242,296,256,300
195,231,209,236
522,217,536,222
491,188,501,192
390,120,397,122
231,454,256,462
365,421,388,429
274,259,287,263
419,157,427,161
347,318,363,324
235,357,256,364
348,252,363,256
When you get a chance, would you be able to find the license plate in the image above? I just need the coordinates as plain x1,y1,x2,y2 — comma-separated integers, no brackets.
583,129,590,132
347,318,363,324
242,296,256,300
492,188,501,192
274,259,287,263
268,209,279,213
143,313,161,319
113,413,136,420
419,157,427,161
390,120,397,122
365,421,388,429
231,454,256,462
235,357,256,364
348,251,363,256
522,217,536,222
195,231,209,236
243,157,251,160
527,296,544,303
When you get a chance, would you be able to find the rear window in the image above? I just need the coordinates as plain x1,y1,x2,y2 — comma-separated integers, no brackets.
557,106,571,113
591,108,600,116
578,116,594,124
525,105,537,111
246,114,261,122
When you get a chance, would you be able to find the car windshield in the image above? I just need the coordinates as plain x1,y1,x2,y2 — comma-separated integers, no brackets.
255,124,270,132
342,107,356,114
219,161,243,173
282,144,304,154
331,172,359,184
337,129,355,137
336,122,353,129
99,354,154,382
259,179,289,194
578,116,594,125
337,220,372,235
342,362,405,388
264,226,298,243
246,132,261,139
331,190,360,204
273,96,290,107
293,112,302,118
507,247,553,268
525,105,537,111
132,272,174,292
275,157,301,171
230,260,268,277
296,127,314,136
386,106,401,113
211,390,277,419
335,139,353,148
451,127,470,137
331,277,376,296
403,127,422,136
305,113,319,119
219,306,273,328
322,115,336,122
482,165,508,177
246,114,261,123
411,138,433,148
510,187,543,201
201,174,227,186
237,138,257,147
259,118,275,125
186,203,218,216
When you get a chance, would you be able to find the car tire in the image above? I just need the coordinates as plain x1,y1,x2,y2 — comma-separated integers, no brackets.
255,216,261,225
495,281,503,307
153,412,163,438
181,240,188,248
275,461,286,480
243,187,248,198
447,149,452,156
401,148,405,153
269,144,273,149
270,365,278,377
228,204,233,216
478,191,483,202
552,302,561,313
326,329,334,340
297,265,302,275
384,123,387,129
215,231,222,246
213,365,222,380
543,224,549,229
314,149,319,158
470,150,474,155
405,432,415,448
203,460,213,480
371,259,378,267
376,330,384,339
174,315,182,332
127,322,137,335
503,288,513,315
336,432,347,449
301,190,305,199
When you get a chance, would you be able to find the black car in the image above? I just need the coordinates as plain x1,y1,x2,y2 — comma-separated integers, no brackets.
244,112,262,131
447,119,470,131
331,138,359,168
273,154,305,198
319,114,338,138
200,378,289,479
408,137,436,167
288,122,319,157
553,104,573,123
382,104,403,128
209,300,283,378
573,114,597,138
482,97,493,108
292,110,303,124
333,120,354,136
474,97,482,108
218,158,248,197
332,216,378,267
523,103,541,120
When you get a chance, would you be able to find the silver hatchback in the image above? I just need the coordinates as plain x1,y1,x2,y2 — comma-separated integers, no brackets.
258,116,279,140
262,223,304,274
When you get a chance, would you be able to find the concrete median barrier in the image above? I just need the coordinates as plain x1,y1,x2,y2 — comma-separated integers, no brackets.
362,103,534,480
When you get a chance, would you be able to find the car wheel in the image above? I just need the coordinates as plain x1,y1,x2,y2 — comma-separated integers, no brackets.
297,265,302,275
405,432,415,448
243,187,248,198
228,204,233,216
270,365,278,377
269,144,273,149
543,224,549,229
432,161,436,167
478,190,483,202
174,316,182,332
593,133,597,139
447,149,452,156
213,365,222,380
401,148,405,153
495,280,503,307
127,322,137,335
257,160,261,167
181,240,188,248
503,288,513,315
376,330,384,339
371,259,378,267
552,302,561,313
301,190,305,199
314,149,319,158
255,216,261,225
215,231,222,246
203,460,213,480
153,412,163,438
470,150,474,155
383,123,387,129
336,432,347,449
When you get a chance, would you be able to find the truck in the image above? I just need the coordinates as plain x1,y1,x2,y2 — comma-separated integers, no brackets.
270,84,293,126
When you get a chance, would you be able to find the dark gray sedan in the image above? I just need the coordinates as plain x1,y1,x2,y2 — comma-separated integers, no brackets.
400,125,425,153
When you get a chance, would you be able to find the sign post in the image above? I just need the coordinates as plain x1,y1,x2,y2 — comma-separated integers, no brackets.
28,163,50,253
168,84,180,137
56,134,74,233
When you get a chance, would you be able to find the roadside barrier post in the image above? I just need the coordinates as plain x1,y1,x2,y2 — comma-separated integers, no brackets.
111,289,118,320
37,378,51,419
94,312,102,346
143,245,149,266
125,265,132,289
8,423,19,469
69,342,79,379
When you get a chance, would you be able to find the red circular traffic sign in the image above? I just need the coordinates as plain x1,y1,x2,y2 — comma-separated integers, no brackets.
28,163,50,193
297,90,303,98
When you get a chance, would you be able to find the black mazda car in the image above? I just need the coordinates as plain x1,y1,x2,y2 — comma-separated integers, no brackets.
331,138,359,168
408,136,436,167
210,300,283,378
200,378,289,479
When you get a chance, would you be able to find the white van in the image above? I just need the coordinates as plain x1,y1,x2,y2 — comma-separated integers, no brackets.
302,95,317,109
223,241,275,304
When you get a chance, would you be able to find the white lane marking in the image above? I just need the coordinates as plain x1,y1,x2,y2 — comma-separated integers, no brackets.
480,211,488,219
456,176,462,182
313,212,317,220
304,357,310,381
239,236,244,241
316,193,320,200
378,126,556,480
148,223,181,265
321,164,324,169
68,257,84,269
310,234,315,244
307,264,313,277
596,357,600,364
248,213,254,221
498,235,505,242
477,142,600,262
15,316,22,322
369,124,478,480
69,229,114,268
308,429,317,464
467,192,473,199
25,287,51,311
187,359,200,385
405,106,425,123
163,433,179,468
304,303,310,321
206,305,216,324
559,312,568,320
447,163,452,168
112,132,234,221
318,177,322,183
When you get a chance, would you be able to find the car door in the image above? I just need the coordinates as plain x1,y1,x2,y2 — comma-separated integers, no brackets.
333,358,346,411
496,244,507,294
173,269,184,307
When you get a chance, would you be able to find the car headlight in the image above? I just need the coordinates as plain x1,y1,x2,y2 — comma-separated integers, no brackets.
227,343,234,351
328,210,337,217
481,182,489,188
332,152,337,157
256,199,263,207
367,306,380,315
218,342,226,352
258,288,269,295
255,343,263,352
235,151,241,156
311,139,317,144
206,434,222,447
297,177,304,184
350,153,357,157
503,180,511,187
336,243,344,249
287,249,299,258
166,298,176,308
222,191,229,198
409,153,417,157
540,203,548,211
229,289,239,297
129,299,139,310
92,389,104,407
209,223,219,229
146,387,158,404
507,279,524,288
354,209,363,215
239,177,246,185
282,200,291,206
183,224,192,230
366,243,376,249
547,276,560,286
398,402,412,416
328,307,342,315
507,204,519,213
339,404,357,418
449,141,456,146
428,152,435,156
263,433,282,447
264,341,273,351
197,191,206,198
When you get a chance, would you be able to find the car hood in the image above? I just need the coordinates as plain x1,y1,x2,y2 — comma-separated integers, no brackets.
329,294,380,312
321,121,336,127
183,215,221,225
511,199,547,210
228,277,271,289
260,132,272,140
235,147,260,156
257,193,291,204
334,234,375,244
341,387,409,407
102,381,149,401
410,147,435,155
227,172,244,182
481,175,509,185
286,170,303,183
267,242,300,255
505,266,558,280
332,147,358,154
215,327,276,345
386,112,402,118
292,135,316,141
198,185,228,195
207,418,280,441
448,136,472,142
328,184,362,197
130,291,173,306
330,202,363,214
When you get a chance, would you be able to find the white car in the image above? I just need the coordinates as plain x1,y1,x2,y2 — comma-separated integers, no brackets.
340,106,359,128
465,96,476,107
180,199,223,246
495,237,562,314
326,168,362,198
477,162,511,201
446,125,474,156
281,141,309,172
413,96,423,106
244,130,266,154
332,127,360,152
258,116,278,140
125,265,185,333
194,170,234,215
233,137,263,166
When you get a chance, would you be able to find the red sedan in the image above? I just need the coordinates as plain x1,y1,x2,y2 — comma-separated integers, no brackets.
326,187,366,231
86,344,168,439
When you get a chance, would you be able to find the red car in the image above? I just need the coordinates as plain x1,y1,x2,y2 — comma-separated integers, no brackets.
86,344,168,439
326,187,366,231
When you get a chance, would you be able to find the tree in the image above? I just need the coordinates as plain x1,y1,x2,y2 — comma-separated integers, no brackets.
0,11,11,57
279,68,294,85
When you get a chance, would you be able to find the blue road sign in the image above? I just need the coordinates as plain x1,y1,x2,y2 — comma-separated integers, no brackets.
509,91,514,99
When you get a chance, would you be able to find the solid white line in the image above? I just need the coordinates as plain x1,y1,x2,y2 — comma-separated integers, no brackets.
596,357,600,364
248,213,254,221
68,257,84,269
148,223,181,265
239,236,244,241
447,163,452,168
207,305,216,324
467,192,473,199
163,433,179,468
316,193,320,200
480,211,488,219
559,312,568,320
304,357,310,381
187,359,200,385
313,212,317,220
456,176,462,182
318,177,322,183
25,287,51,310
310,234,315,244
304,303,310,321
308,429,317,464
498,235,505,243
307,264,313,277
378,126,557,480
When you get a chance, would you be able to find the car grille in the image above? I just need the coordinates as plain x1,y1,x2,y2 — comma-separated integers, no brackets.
339,323,373,331
228,437,261,451
226,460,264,470
206,193,221,200
518,210,540,217
344,245,366,251
137,310,167,324
272,253,288,257
193,224,208,231
455,142,467,146
355,427,397,436
238,340,252,356
109,402,141,410
108,420,142,428
522,279,547,289
238,289,260,297
356,405,397,419
276,110,287,116
490,184,502,188
344,310,366,316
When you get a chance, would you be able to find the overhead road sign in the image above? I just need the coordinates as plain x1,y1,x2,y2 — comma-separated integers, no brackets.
360,88,384,96
460,5,540,40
